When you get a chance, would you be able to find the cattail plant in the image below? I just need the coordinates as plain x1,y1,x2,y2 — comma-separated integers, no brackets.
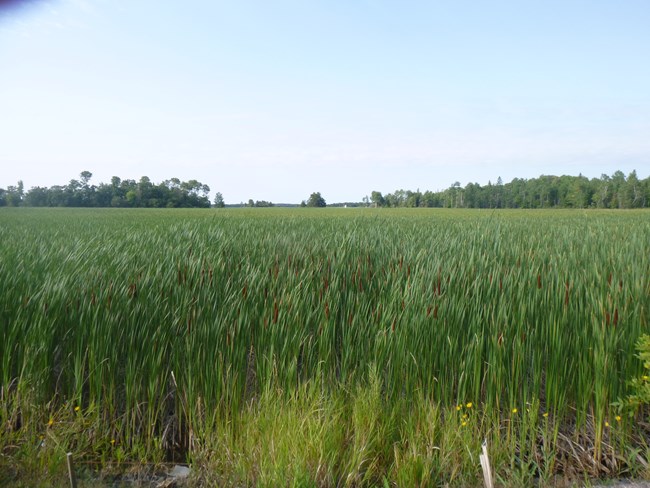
0,207,648,484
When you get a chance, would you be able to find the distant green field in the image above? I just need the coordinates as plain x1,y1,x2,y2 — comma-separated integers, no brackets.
1,208,649,485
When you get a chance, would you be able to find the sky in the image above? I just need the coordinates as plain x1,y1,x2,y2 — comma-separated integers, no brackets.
1,0,649,204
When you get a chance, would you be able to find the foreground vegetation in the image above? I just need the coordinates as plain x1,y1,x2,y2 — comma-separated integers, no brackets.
1,208,649,486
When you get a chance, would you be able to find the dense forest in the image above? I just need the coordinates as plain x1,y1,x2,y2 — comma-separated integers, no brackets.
0,172,213,208
369,170,649,209
0,170,648,209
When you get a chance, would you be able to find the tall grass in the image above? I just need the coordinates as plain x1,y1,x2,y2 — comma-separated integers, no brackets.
1,207,649,485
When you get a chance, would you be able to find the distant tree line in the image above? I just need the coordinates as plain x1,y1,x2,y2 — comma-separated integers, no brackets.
245,199,274,208
2,170,648,209
0,171,213,208
369,171,650,209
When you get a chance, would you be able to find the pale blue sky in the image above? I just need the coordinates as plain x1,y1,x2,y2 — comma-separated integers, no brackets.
1,0,649,203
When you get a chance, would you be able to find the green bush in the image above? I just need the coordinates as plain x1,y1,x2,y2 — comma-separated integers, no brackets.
616,334,650,414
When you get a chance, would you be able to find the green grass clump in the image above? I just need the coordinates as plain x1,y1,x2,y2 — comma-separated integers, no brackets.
1,207,649,485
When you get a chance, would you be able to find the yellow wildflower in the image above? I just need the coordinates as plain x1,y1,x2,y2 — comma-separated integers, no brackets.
47,417,54,427
461,421,467,427
466,402,473,409
605,421,610,428
542,412,549,418
74,406,81,412
512,408,518,414
456,405,462,411
110,439,116,445
615,415,621,422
